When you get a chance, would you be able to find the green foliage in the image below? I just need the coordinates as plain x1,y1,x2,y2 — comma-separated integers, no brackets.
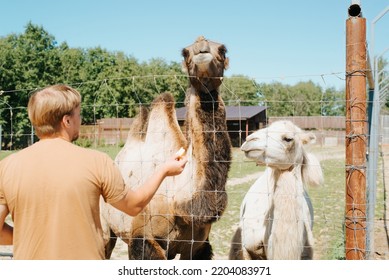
322,86,345,116
221,75,262,106
256,81,345,117
0,23,185,149
0,22,63,148
0,22,349,149
74,137,93,148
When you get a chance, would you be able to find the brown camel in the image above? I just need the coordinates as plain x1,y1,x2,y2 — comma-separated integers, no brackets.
100,36,231,260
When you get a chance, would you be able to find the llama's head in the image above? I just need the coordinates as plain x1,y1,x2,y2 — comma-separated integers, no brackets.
241,120,316,171
181,36,229,92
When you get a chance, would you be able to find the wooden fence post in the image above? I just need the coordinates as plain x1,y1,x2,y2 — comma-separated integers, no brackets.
345,4,367,260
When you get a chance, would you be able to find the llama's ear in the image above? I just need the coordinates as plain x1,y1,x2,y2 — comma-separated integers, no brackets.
301,132,316,145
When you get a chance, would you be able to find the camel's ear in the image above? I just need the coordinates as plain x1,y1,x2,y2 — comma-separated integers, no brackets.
182,48,189,59
224,57,229,70
181,48,189,74
301,132,316,145
303,153,324,187
218,44,229,70
181,61,188,74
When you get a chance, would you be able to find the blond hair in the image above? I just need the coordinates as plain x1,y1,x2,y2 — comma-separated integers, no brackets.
28,84,81,137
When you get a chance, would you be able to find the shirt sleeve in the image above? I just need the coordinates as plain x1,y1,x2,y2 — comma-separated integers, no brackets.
0,162,7,205
99,154,129,204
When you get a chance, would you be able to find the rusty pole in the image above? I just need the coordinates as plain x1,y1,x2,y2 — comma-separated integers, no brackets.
345,3,367,260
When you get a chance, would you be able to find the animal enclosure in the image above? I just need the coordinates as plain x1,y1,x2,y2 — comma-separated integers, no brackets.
0,74,388,260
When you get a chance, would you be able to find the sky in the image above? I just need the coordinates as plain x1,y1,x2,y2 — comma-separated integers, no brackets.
1,0,388,91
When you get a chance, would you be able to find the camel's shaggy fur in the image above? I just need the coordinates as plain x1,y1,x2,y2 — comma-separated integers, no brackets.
100,36,231,260
229,120,323,260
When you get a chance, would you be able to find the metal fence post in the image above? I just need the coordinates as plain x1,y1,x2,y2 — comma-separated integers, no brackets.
367,5,389,259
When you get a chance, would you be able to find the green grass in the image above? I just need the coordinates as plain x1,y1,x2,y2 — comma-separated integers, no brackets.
0,145,121,161
0,151,14,160
309,157,346,259
228,147,266,178
95,145,122,159
210,181,253,258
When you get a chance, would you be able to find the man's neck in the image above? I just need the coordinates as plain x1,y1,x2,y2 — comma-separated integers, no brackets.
39,132,71,142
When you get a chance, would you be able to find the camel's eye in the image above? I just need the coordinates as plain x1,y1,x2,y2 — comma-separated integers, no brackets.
283,136,294,143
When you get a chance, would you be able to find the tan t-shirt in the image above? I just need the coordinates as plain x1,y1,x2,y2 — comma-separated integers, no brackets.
0,138,128,259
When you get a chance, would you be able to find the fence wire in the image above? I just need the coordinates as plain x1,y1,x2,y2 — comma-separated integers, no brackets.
0,75,388,260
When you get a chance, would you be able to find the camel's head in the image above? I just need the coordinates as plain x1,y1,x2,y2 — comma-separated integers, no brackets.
241,120,316,171
181,36,229,92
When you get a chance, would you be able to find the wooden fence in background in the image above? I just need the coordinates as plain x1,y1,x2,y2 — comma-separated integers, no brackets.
80,116,346,147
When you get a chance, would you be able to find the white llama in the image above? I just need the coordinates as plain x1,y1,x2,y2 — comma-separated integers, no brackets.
229,120,324,260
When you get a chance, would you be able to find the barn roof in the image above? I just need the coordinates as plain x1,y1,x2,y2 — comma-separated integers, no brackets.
175,106,266,121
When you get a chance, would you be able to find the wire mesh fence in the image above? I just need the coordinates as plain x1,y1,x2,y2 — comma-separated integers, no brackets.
0,76,388,260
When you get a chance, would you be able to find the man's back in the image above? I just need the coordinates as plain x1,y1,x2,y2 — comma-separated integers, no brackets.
0,138,127,259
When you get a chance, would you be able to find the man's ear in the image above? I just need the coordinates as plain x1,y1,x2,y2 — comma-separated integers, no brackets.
62,115,71,127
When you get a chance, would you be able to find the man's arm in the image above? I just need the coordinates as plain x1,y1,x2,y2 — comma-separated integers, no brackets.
111,155,187,216
0,204,13,245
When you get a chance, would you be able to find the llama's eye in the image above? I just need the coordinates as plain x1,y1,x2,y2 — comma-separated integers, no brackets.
283,136,293,143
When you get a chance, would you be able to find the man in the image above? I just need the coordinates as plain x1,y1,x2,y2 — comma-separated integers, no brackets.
0,84,187,259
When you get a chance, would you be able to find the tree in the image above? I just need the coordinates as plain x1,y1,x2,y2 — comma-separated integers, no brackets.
0,22,62,148
321,87,345,116
289,81,323,116
0,22,348,149
256,81,344,117
220,75,262,106
256,82,294,117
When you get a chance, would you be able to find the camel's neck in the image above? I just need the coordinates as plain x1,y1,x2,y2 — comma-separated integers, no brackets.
267,165,306,259
272,164,304,191
185,86,231,174
198,89,220,112
179,85,231,223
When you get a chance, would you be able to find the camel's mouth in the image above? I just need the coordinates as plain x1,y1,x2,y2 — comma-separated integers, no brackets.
192,53,213,65
243,149,264,160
